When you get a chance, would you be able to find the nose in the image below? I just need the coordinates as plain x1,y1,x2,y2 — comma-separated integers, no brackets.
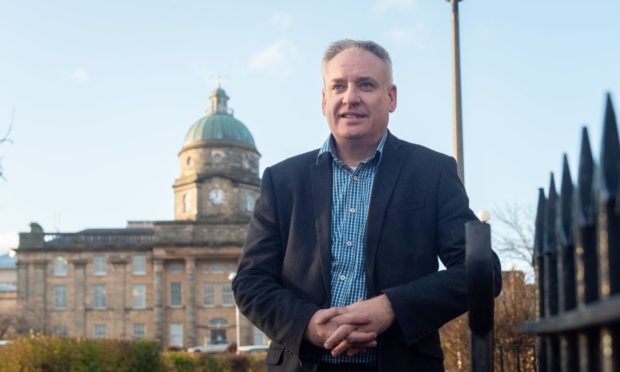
342,85,361,106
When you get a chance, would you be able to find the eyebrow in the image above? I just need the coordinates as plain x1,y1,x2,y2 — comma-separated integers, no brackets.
328,76,377,84
356,77,376,84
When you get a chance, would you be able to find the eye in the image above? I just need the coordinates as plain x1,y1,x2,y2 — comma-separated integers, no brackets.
359,81,376,91
332,83,345,92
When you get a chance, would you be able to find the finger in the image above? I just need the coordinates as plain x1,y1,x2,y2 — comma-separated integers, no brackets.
345,330,377,344
324,324,356,349
315,307,347,325
330,312,371,326
331,340,351,357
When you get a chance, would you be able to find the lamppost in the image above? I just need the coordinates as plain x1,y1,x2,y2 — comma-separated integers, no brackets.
228,272,241,349
447,0,465,184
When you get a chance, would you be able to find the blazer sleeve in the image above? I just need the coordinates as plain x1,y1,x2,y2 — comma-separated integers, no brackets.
382,156,502,345
232,167,319,358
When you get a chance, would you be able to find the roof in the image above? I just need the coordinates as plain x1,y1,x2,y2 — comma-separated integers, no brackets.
184,114,256,149
0,254,16,269
183,87,256,150
0,284,16,292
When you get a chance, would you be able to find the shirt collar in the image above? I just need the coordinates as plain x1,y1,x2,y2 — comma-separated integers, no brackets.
317,131,388,164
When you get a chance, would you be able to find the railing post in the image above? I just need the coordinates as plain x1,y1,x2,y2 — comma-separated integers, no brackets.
466,220,495,372
574,127,600,372
596,94,620,372
558,155,579,371
544,174,560,371
534,188,548,372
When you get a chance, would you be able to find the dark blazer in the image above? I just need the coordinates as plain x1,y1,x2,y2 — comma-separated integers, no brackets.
232,132,502,372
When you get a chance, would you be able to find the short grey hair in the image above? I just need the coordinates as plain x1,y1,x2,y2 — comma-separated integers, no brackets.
322,39,393,84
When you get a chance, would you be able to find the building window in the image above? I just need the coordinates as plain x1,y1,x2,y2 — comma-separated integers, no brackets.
212,263,224,273
169,262,183,273
222,283,234,306
211,329,227,345
169,323,183,347
93,324,107,339
132,284,147,309
132,255,146,275
203,283,215,307
208,318,228,345
170,282,182,307
227,263,236,273
254,327,268,345
93,285,107,309
93,255,106,276
133,323,146,339
53,285,67,310
245,192,254,212
53,256,67,276
182,193,190,213
202,263,209,273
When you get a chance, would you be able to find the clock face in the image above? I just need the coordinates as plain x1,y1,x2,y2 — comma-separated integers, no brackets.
209,187,225,205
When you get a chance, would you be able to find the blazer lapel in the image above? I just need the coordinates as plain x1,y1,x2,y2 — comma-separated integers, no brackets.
365,132,405,296
310,154,333,305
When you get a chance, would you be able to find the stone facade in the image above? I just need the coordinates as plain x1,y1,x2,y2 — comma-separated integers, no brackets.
16,87,263,348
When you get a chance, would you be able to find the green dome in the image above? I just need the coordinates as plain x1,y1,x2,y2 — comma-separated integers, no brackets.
183,86,256,149
184,113,256,148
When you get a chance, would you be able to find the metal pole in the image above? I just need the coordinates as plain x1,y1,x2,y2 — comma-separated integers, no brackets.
449,0,465,184
236,304,241,348
229,272,241,348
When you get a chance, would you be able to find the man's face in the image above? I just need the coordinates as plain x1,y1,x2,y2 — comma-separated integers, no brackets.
322,48,397,145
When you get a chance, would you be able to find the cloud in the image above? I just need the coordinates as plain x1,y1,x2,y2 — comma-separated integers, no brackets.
270,11,293,31
372,0,415,13
384,26,424,46
71,68,89,83
248,40,299,78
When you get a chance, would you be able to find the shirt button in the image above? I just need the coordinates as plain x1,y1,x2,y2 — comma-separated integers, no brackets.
352,176,359,181
339,275,346,281
346,241,353,247
349,208,356,213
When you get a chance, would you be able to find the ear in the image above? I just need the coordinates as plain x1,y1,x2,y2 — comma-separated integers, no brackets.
321,88,327,116
388,84,397,113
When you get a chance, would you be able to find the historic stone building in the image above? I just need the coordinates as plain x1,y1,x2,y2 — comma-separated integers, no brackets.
15,87,264,348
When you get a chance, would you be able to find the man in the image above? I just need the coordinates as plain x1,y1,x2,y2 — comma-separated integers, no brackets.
232,39,502,372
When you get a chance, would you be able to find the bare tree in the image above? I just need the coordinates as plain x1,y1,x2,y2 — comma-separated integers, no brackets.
0,107,15,181
492,203,535,272
440,270,537,372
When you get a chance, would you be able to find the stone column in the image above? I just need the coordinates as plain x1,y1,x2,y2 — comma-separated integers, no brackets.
32,260,48,333
111,258,127,339
72,259,88,337
186,257,196,347
16,261,29,316
153,258,164,347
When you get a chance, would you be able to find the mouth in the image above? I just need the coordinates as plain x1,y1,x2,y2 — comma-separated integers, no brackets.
339,112,367,119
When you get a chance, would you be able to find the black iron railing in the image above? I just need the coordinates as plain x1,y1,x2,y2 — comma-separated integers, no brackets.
521,94,620,372
466,221,497,372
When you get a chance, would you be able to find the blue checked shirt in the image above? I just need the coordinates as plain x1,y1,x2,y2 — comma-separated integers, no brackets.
318,132,387,365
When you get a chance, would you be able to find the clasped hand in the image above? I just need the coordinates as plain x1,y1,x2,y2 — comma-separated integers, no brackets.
304,295,395,357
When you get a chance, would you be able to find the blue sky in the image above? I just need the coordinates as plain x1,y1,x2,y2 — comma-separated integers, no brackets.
1,1,619,262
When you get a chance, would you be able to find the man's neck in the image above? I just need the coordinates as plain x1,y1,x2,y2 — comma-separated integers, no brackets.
333,136,381,168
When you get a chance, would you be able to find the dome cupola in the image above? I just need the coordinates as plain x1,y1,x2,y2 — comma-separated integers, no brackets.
183,87,256,151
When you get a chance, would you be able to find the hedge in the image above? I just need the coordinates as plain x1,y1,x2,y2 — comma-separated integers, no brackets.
0,335,266,372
